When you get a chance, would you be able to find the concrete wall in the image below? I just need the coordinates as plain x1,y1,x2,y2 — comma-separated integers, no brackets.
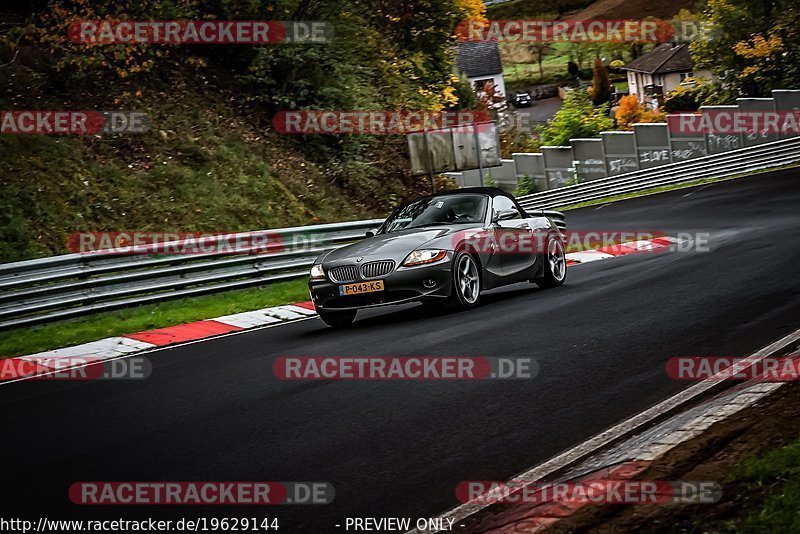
512,152,547,192
541,146,575,188
486,159,518,193
571,139,606,182
634,123,671,169
602,131,639,176
446,90,800,193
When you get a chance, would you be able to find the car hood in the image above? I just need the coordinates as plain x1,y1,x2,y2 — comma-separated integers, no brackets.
321,225,479,265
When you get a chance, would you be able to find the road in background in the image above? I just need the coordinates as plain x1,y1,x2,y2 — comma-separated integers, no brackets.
2,169,799,531
512,96,563,129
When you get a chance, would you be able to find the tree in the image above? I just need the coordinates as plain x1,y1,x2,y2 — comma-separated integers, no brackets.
528,42,553,79
662,83,711,113
591,57,612,106
567,61,579,77
452,72,478,110
690,0,800,97
614,95,664,130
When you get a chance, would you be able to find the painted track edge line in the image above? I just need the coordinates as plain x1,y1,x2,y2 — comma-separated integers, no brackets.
0,315,317,386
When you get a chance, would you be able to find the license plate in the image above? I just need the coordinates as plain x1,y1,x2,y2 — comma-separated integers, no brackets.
339,280,384,296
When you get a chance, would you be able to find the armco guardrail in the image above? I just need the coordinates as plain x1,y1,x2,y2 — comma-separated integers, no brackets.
0,211,566,330
517,136,800,211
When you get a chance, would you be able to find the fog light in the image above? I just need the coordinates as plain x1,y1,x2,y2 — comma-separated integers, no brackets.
423,278,436,289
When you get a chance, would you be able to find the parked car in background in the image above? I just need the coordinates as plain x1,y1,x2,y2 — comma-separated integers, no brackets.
512,91,532,108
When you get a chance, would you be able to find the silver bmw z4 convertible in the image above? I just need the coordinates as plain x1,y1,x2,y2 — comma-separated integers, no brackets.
308,187,566,327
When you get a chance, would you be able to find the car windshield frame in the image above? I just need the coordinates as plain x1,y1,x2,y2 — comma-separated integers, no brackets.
379,194,489,234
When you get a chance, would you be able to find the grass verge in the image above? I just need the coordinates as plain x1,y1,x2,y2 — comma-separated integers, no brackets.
0,277,310,358
722,437,800,531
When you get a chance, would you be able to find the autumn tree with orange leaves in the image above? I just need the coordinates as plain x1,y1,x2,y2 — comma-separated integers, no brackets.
614,95,664,130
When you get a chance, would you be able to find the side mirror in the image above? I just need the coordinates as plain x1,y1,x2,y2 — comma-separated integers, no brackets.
365,228,378,238
493,208,519,223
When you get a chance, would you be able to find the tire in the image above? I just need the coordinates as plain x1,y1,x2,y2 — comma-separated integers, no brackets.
445,252,482,310
318,309,357,328
536,233,567,289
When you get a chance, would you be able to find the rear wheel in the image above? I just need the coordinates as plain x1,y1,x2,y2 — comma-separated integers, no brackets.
536,234,567,288
445,252,481,310
318,309,357,328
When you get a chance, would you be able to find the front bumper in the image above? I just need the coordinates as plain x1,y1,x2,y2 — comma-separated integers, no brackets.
309,260,453,311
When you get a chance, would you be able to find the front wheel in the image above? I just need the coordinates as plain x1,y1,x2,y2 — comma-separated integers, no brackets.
445,252,481,310
318,309,357,328
536,234,567,288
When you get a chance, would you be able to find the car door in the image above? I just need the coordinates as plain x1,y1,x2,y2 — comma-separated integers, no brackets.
492,196,537,277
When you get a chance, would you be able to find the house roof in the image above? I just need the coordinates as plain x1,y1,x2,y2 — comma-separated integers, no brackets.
456,41,503,78
622,43,695,74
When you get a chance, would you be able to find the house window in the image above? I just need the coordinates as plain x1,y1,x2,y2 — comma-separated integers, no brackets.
474,79,494,92
679,72,695,81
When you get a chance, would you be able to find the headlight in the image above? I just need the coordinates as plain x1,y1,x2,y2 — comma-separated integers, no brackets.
310,264,326,280
402,249,448,267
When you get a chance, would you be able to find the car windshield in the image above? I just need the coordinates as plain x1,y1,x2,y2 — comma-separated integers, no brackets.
382,194,488,233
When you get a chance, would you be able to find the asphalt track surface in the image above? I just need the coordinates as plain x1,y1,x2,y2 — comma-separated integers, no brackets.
3,169,800,532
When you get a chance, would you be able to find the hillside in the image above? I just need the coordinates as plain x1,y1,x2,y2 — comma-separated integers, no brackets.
0,0,482,262
0,60,415,262
570,0,697,19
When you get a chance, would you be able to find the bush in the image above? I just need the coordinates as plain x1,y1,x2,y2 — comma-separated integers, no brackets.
662,83,716,113
515,176,537,196
538,89,613,146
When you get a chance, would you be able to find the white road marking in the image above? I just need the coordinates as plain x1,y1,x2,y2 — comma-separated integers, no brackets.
214,310,282,328
564,250,615,263
682,183,714,197
0,316,317,386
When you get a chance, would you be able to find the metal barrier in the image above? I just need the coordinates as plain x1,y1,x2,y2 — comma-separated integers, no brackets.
0,211,566,330
517,136,800,211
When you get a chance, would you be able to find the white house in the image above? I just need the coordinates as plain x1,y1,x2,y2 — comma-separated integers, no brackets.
622,43,713,108
456,41,506,98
